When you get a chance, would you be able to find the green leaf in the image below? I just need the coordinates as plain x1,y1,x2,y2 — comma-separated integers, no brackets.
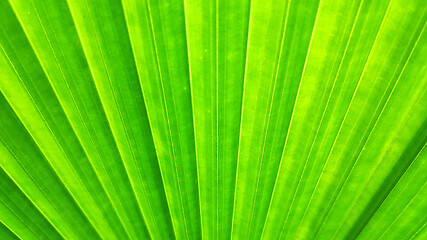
121,0,200,238
0,221,19,240
0,166,63,240
184,0,250,239
0,0,425,239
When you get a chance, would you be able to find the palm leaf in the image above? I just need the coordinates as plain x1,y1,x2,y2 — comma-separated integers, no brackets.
0,0,425,239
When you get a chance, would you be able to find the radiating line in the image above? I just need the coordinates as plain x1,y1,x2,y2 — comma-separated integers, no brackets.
246,0,291,238
145,0,190,238
409,222,427,240
275,0,365,237
314,16,426,239
259,0,323,237
0,199,42,239
12,1,133,237
182,0,203,239
377,182,427,240
0,135,82,240
295,0,394,235
354,142,427,239
70,0,151,237
215,0,220,238
230,0,254,236
0,164,65,240
0,43,100,240
0,218,21,240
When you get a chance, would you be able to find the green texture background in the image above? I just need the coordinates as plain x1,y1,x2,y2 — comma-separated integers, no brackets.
0,0,426,239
